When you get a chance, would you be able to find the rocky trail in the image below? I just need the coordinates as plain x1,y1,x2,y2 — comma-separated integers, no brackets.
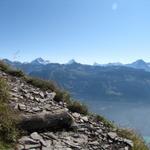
0,70,133,150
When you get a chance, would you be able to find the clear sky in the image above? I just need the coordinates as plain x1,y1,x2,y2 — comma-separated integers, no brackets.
0,0,150,64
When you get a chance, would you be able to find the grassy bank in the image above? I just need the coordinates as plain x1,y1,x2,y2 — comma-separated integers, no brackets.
0,78,19,149
117,128,149,150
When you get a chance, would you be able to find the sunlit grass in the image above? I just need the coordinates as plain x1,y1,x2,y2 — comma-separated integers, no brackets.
117,128,149,150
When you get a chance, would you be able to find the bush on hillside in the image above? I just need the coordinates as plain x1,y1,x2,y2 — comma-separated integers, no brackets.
54,90,71,103
7,69,24,77
0,104,18,142
67,101,88,115
0,60,24,77
0,61,10,72
0,78,18,144
24,76,73,105
117,128,149,150
24,76,57,91
0,78,9,103
93,114,115,128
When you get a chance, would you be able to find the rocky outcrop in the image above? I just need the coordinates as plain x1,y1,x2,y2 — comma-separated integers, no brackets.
18,109,73,132
0,70,133,150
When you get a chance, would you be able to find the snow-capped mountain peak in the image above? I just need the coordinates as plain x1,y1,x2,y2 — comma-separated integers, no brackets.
67,59,77,64
31,58,50,65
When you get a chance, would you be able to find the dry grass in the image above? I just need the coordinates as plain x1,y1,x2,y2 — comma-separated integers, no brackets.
0,60,24,77
67,101,88,115
0,78,19,148
93,114,115,128
117,128,149,150
24,76,57,91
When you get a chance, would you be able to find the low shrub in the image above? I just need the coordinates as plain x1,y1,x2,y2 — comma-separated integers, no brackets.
0,78,19,146
117,128,149,150
53,90,64,102
0,141,13,150
0,104,18,142
24,76,57,91
24,76,73,105
93,114,115,128
0,78,9,103
61,91,72,105
0,60,24,77
67,101,88,115
7,69,24,77
0,61,10,72
54,90,72,104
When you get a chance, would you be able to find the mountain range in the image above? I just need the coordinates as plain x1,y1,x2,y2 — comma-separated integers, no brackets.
3,58,150,101
94,59,150,71
3,58,150,71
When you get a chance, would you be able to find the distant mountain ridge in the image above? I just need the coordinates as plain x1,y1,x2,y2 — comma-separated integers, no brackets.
3,58,150,102
94,59,150,71
126,59,150,71
4,58,150,71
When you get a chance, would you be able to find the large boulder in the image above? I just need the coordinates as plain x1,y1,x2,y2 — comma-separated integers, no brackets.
18,109,74,132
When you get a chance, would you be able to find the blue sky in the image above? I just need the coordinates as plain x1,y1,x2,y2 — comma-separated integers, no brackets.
0,0,150,64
